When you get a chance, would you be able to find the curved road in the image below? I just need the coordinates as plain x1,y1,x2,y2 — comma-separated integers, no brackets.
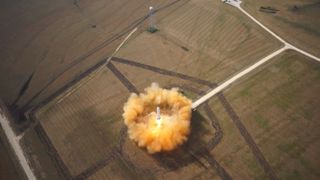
192,0,320,109
1,0,320,179
0,26,138,180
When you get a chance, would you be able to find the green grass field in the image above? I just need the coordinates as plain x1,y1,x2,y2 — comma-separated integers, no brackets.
210,50,320,179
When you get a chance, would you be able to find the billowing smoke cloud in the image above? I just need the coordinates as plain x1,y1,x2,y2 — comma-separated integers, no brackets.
123,83,192,154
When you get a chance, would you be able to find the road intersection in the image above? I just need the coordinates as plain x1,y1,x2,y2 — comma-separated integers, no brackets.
1,1,320,179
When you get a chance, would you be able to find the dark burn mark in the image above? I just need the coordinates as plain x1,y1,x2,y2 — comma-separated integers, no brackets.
107,62,139,94
181,46,189,51
12,73,34,106
112,57,214,87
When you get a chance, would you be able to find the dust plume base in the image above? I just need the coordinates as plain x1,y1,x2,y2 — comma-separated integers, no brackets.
123,83,192,154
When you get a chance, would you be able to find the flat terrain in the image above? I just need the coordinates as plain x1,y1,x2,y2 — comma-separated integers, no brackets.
24,62,222,179
117,0,282,84
0,0,180,109
0,0,319,179
242,0,320,57
209,50,320,179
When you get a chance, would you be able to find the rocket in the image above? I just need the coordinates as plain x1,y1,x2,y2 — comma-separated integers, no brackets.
156,106,161,121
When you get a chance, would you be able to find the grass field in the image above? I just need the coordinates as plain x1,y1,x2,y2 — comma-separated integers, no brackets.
209,50,320,179
27,50,320,179
21,127,64,180
24,61,223,179
34,68,129,177
1,0,319,179
117,0,282,84
242,0,320,57
0,0,181,108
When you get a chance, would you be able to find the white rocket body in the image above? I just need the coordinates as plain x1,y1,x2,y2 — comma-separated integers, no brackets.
149,6,155,29
156,107,161,121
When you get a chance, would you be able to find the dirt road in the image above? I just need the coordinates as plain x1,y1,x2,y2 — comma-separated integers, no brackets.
192,0,320,108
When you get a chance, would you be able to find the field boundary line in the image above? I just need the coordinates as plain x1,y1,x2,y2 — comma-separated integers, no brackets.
193,0,320,108
54,28,137,106
218,94,277,179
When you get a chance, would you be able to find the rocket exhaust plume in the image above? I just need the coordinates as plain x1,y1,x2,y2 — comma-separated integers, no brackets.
123,83,192,154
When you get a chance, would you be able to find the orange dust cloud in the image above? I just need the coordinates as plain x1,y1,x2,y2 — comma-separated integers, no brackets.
123,83,192,154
